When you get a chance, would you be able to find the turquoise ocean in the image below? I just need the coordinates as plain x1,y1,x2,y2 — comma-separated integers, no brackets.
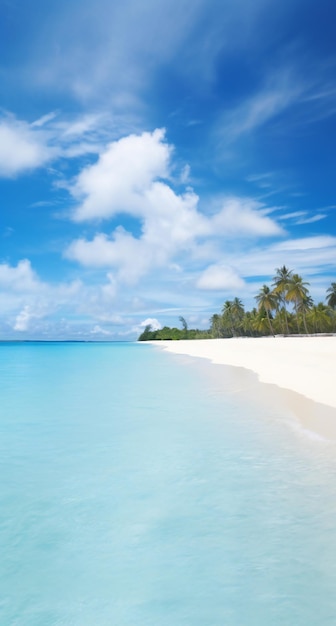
1,341,336,626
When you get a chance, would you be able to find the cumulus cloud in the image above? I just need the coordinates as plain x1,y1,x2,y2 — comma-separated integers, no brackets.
67,190,276,284
1,234,334,337
14,305,47,331
66,230,150,283
0,259,144,336
128,317,162,337
66,129,283,285
71,128,171,221
0,260,80,330
0,259,43,291
196,265,245,291
139,318,162,330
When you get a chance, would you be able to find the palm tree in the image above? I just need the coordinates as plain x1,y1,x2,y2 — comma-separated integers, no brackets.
307,303,332,333
328,307,336,332
272,265,293,334
221,300,235,337
248,308,260,337
255,285,277,336
273,291,286,334
241,310,254,337
286,273,310,333
230,297,245,336
253,311,272,336
297,295,313,334
179,316,188,337
210,314,223,338
326,283,336,309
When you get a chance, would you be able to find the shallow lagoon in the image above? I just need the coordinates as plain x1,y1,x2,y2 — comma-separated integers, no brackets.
1,342,336,625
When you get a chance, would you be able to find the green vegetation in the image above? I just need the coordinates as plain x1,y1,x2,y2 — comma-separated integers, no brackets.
138,324,211,341
138,269,336,340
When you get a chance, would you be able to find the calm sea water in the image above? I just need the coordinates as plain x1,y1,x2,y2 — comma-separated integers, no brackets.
0,341,336,626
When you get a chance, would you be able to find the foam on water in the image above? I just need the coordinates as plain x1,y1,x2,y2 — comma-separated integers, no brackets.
0,342,336,625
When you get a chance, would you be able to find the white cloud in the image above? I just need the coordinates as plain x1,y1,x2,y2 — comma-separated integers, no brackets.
295,214,327,225
196,265,245,291
1,233,334,337
279,211,306,220
58,113,103,138
66,129,283,285
0,259,150,336
139,318,162,331
23,0,209,101
273,235,336,252
246,172,274,186
31,111,58,128
128,316,162,338
217,61,336,151
221,235,336,282
279,211,327,225
20,0,305,111
0,260,85,330
14,307,33,331
66,190,281,283
180,164,191,183
220,72,303,141
71,128,171,221
0,111,125,178
66,230,149,283
0,116,54,177
90,324,112,335
14,305,47,331
0,259,43,292
212,197,284,236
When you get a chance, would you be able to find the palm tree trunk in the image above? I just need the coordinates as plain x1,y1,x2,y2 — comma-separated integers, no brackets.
276,304,285,334
283,302,290,335
294,303,300,333
266,310,275,337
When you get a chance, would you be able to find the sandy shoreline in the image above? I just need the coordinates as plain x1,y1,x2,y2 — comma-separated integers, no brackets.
151,337,336,439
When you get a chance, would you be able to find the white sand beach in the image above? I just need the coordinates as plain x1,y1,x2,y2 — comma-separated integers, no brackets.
153,337,336,410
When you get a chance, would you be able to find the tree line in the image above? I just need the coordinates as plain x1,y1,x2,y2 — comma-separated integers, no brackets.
138,316,210,341
138,267,336,340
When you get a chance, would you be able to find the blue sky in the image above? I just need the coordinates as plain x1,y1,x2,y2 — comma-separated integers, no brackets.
1,0,335,339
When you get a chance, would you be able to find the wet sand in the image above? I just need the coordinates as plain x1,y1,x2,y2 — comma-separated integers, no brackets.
151,337,336,441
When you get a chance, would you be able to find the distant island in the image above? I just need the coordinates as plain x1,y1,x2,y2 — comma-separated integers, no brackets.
138,266,336,341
